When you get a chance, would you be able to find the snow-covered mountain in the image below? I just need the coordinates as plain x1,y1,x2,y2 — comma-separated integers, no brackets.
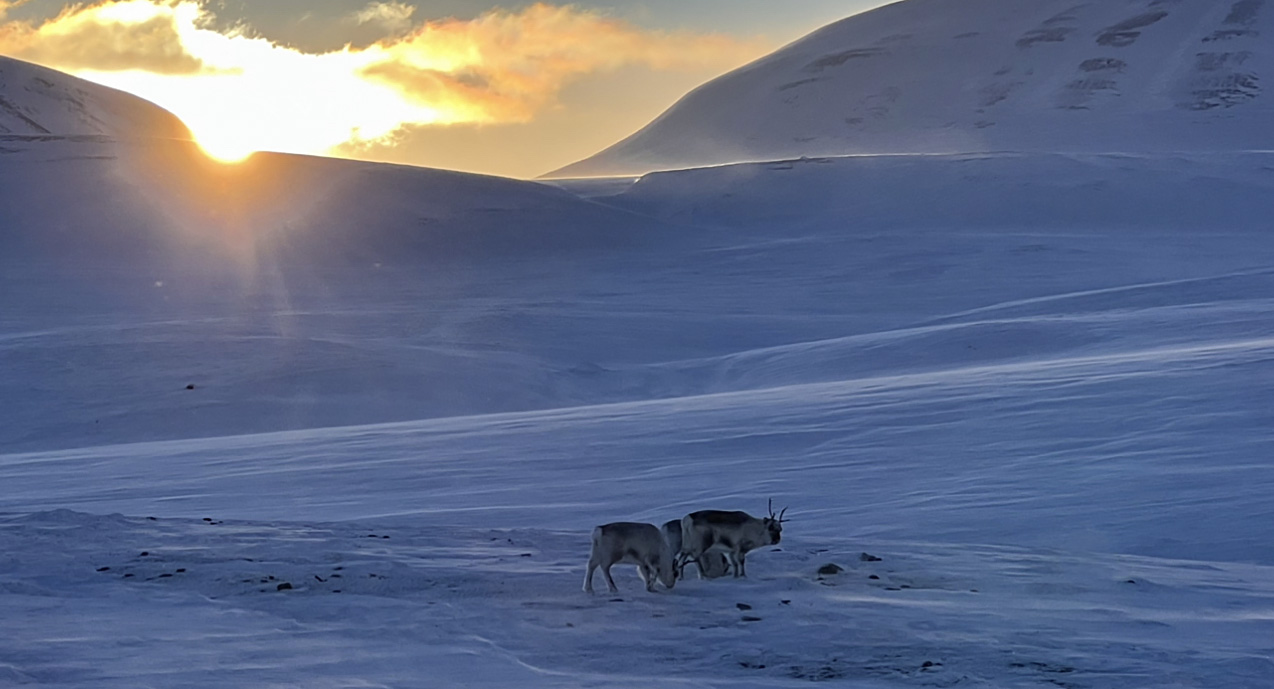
0,55,190,139
554,0,1274,176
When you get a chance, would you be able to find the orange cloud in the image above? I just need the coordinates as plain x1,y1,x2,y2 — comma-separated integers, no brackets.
1,0,210,74
360,3,769,123
0,1,769,162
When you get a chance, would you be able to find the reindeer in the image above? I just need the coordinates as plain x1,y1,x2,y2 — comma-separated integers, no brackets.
677,499,788,578
661,519,731,580
583,522,677,594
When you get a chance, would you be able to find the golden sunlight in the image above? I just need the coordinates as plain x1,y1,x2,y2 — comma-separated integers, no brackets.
0,1,767,163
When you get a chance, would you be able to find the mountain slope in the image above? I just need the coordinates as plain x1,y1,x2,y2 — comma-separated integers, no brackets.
0,55,190,139
553,0,1274,176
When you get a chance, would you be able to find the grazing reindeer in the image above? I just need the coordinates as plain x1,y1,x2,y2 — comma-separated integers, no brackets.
678,499,788,578
661,519,730,580
583,522,677,594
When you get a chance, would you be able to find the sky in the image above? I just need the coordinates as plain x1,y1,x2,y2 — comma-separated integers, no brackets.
0,0,892,177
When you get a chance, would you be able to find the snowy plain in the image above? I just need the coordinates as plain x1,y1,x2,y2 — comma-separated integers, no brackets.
4,13,1274,689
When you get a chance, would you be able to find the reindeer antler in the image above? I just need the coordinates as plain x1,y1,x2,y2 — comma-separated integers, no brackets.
768,498,790,522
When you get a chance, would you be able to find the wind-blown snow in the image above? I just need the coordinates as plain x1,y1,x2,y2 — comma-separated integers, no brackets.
3,9,1274,687
554,0,1274,176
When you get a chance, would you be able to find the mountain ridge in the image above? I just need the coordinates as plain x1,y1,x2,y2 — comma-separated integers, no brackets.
552,0,1274,177
0,55,191,140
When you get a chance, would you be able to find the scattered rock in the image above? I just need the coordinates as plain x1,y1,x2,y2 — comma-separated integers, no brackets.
96,566,110,572
817,563,844,576
741,616,763,622
780,599,791,605
869,575,880,580
175,568,186,573
736,603,753,611
123,573,134,578
859,552,882,562
139,551,150,557
158,573,172,579
185,384,196,390
315,575,327,582
276,582,293,591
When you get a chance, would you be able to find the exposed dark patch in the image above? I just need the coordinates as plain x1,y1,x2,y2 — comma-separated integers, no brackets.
1096,11,1168,47
1224,0,1264,26
1079,57,1127,72
980,82,1022,107
860,552,882,562
1067,77,1118,91
817,563,844,575
736,603,752,610
1188,72,1260,109
1017,27,1074,48
777,78,820,92
788,662,849,681
1205,28,1256,41
804,48,886,72
954,31,980,39
1196,51,1251,71
0,96,52,134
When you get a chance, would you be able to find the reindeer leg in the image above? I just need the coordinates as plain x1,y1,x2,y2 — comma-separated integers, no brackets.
738,551,747,578
640,563,657,592
584,560,597,594
602,564,619,594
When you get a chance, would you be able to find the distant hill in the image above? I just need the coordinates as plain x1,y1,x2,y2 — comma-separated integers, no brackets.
0,55,190,139
552,0,1274,177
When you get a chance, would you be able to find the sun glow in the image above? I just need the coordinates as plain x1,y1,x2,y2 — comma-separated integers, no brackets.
0,1,767,163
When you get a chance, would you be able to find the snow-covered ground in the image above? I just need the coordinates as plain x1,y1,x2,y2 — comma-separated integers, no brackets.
4,143,1274,686
5,9,1274,686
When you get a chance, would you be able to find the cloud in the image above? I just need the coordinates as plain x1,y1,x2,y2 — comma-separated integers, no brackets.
0,0,29,21
359,3,769,123
1,0,210,75
0,1,770,162
351,2,416,34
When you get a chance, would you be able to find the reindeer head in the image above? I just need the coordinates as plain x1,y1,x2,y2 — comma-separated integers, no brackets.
763,498,789,545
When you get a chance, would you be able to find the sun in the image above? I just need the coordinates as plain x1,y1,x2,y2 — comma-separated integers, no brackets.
195,130,257,164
